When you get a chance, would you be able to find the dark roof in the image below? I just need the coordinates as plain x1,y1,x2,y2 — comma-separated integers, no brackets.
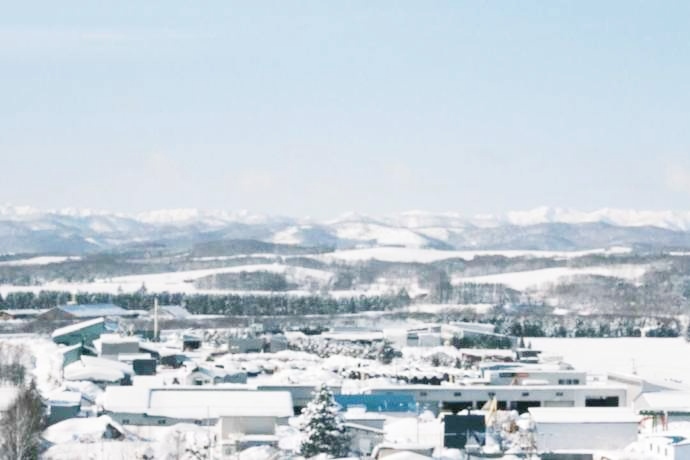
58,304,132,318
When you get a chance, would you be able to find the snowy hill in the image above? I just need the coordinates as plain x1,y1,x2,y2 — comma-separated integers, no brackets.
3,205,690,254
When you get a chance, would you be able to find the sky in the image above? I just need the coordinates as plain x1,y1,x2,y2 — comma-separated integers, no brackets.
1,1,689,218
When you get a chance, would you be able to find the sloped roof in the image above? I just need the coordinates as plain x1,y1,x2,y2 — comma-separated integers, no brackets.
159,305,191,319
58,304,131,318
52,318,105,338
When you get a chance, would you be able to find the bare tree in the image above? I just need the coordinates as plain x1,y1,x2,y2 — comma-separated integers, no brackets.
0,381,45,460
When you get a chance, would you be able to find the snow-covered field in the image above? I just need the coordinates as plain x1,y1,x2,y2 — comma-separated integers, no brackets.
0,256,81,266
454,264,648,290
320,246,631,263
0,264,334,296
531,337,690,387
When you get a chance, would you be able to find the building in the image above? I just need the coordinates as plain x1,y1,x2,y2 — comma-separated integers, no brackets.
47,391,82,425
257,384,342,413
183,334,202,351
40,304,137,321
102,386,293,428
528,407,639,452
482,369,587,386
366,383,628,414
157,305,192,321
334,394,417,415
268,334,288,353
637,433,690,460
186,366,247,385
98,334,140,358
635,391,690,423
443,413,486,449
228,337,264,354
52,318,106,346
0,309,48,320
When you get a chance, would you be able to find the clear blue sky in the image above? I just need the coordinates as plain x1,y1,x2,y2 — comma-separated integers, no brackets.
1,1,689,218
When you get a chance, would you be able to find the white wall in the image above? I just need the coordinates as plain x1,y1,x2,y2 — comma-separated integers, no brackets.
536,422,638,451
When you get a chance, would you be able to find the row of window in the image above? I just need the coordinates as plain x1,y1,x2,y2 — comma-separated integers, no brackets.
558,379,581,385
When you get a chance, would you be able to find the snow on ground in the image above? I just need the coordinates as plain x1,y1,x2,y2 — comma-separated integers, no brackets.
402,303,494,314
0,255,81,266
320,246,631,263
0,263,333,296
531,337,690,388
454,264,648,290
0,334,63,393
384,414,443,449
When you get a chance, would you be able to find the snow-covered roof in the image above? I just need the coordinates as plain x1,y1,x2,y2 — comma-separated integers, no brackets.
529,407,639,424
636,391,690,412
51,317,104,338
47,390,82,406
58,303,132,318
0,386,19,411
102,387,294,419
0,308,48,317
160,305,192,319
100,333,139,344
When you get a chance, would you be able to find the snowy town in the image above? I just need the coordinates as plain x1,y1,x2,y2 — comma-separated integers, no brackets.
2,301,690,460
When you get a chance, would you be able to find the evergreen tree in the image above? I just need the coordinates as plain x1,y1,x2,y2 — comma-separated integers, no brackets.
299,385,350,458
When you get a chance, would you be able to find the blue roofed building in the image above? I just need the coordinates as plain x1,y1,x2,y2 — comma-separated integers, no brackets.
334,394,417,414
40,303,139,321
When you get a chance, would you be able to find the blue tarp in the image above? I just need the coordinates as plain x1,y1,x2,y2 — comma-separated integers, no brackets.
334,394,417,413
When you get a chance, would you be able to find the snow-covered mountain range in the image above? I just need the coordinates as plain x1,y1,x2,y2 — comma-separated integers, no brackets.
4,204,690,254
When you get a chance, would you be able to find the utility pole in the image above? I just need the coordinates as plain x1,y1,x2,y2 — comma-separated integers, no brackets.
153,297,159,342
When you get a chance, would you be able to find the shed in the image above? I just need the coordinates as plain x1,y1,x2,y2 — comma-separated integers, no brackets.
635,391,690,422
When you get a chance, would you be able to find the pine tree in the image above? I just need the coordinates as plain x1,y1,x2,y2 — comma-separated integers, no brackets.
299,385,350,458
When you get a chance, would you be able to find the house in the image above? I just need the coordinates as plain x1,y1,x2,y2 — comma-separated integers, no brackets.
528,407,640,452
102,387,293,428
52,318,106,346
186,366,247,385
41,304,137,321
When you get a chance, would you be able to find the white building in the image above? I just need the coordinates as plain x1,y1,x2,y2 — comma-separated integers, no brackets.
102,386,293,428
635,391,690,423
637,434,690,460
528,407,640,452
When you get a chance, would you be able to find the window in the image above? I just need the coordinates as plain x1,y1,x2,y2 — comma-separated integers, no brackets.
121,419,130,425
558,379,565,385
566,379,573,385
453,392,462,397
521,392,529,397
556,392,564,397
488,392,496,397
419,392,427,397
573,379,580,385
157,420,167,425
